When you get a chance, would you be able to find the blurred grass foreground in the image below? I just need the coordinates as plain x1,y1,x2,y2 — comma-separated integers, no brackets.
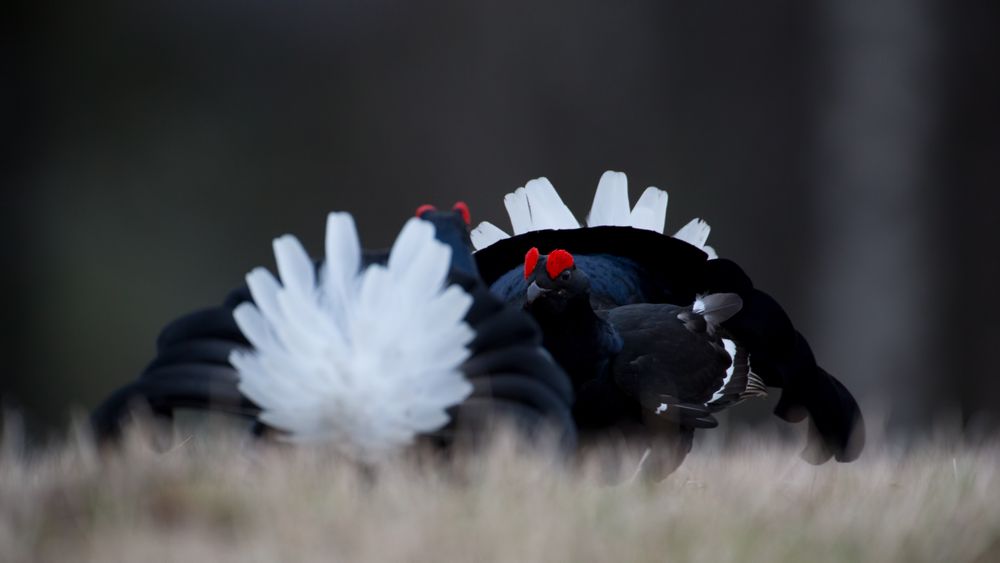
2,423,999,563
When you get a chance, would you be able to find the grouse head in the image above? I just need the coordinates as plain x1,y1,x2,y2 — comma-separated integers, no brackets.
415,201,472,240
415,201,479,278
522,247,591,314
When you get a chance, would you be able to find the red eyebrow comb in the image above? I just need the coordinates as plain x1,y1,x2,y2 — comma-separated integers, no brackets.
452,201,471,225
524,247,540,279
545,249,574,279
415,204,436,217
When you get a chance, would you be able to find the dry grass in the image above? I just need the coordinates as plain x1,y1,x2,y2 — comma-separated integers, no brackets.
2,424,999,563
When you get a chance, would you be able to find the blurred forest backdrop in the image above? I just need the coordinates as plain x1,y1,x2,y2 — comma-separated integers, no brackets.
3,1,998,441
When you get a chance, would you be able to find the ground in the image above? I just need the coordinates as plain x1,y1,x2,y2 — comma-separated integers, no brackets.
2,426,998,563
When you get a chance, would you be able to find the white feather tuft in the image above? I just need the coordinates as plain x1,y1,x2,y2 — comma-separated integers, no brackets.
722,339,737,379
503,177,579,235
587,171,631,227
673,218,712,250
709,339,738,403
692,297,706,315
230,215,475,463
524,177,580,230
585,173,671,235
628,186,669,233
503,188,532,235
470,221,510,251
692,292,743,328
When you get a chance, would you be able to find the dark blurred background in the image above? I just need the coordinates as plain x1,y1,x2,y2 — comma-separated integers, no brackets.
4,0,998,441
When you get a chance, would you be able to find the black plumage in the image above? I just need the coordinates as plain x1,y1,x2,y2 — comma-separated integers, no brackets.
478,227,865,465
520,250,762,479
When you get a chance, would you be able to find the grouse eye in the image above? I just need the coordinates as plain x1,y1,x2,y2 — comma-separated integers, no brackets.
559,270,572,282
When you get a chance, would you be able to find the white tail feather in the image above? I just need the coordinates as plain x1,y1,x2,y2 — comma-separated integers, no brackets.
524,177,580,230
674,218,712,250
470,221,510,251
587,171,631,227
503,177,579,235
628,187,669,233
320,212,361,322
503,188,532,235
230,215,474,462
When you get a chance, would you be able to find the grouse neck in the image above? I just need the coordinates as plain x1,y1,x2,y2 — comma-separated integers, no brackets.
528,296,621,386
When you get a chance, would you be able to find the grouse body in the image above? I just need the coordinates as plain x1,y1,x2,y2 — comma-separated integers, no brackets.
520,247,764,478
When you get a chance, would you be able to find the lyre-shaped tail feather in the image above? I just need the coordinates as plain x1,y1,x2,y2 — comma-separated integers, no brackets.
701,259,865,463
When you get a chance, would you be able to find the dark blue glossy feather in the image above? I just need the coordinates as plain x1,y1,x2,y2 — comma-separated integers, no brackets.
490,254,654,308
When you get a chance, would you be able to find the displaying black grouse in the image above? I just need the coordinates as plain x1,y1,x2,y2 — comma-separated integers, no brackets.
520,247,766,479
472,172,865,466
92,204,577,460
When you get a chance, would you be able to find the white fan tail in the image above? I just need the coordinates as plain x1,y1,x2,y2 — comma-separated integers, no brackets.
475,171,717,257
587,171,631,227
230,215,475,463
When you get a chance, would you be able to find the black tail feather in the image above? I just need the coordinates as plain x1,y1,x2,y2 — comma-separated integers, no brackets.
769,335,865,463
156,307,245,351
144,338,247,372
790,367,865,463
704,259,865,463
467,375,577,447
90,365,259,442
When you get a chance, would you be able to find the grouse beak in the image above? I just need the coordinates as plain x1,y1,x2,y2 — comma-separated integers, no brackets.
526,281,550,304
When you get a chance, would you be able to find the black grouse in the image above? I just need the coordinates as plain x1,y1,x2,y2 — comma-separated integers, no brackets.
92,204,577,460
471,171,865,466
521,247,766,479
